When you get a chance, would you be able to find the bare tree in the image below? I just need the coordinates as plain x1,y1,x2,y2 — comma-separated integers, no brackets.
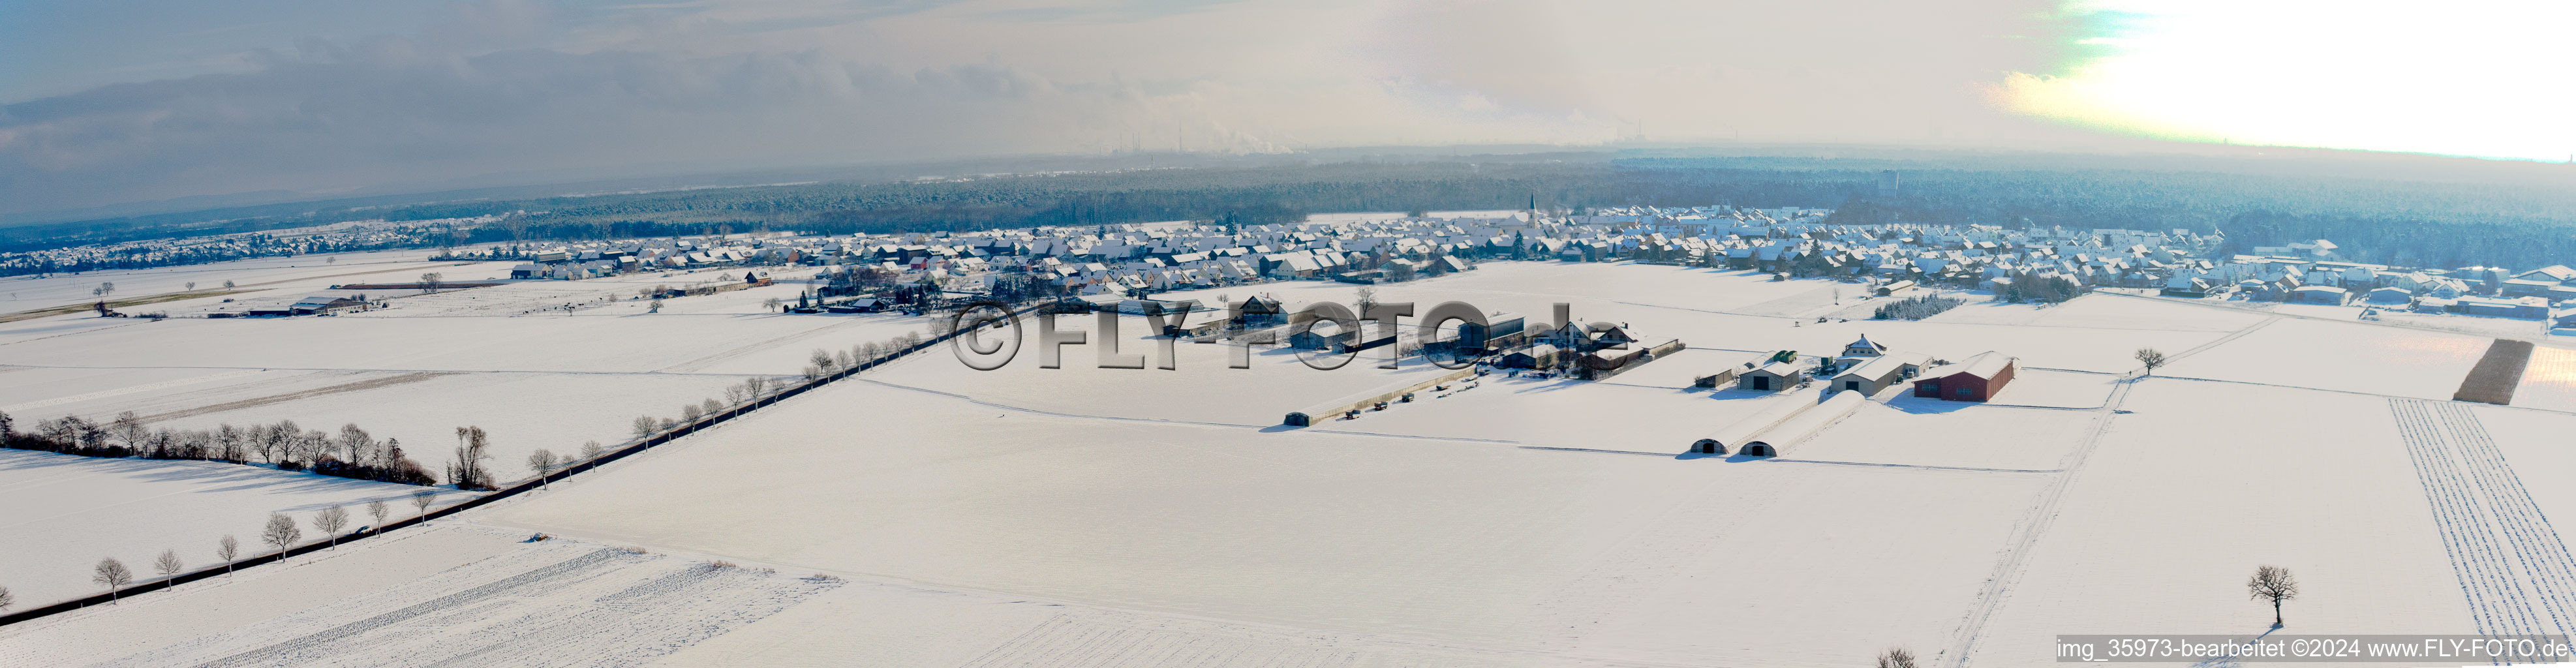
154,549,184,577
93,282,116,298
632,415,661,438
0,585,13,611
2134,348,2168,376
579,440,605,461
700,398,724,417
260,513,303,554
446,426,493,490
222,279,236,290
338,423,373,467
93,558,134,601
527,449,559,489
217,536,240,575
420,272,444,292
366,500,390,535
314,506,351,549
2248,565,2299,626
681,403,705,422
215,423,246,462
185,281,197,291
110,411,147,448
411,489,440,522
1876,647,1918,668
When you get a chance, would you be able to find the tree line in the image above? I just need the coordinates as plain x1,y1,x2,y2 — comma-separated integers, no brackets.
17,153,2576,276
1,410,436,486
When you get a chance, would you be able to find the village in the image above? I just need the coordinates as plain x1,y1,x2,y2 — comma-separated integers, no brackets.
61,202,2566,338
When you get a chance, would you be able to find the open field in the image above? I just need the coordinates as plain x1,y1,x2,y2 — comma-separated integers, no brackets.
2156,316,2492,399
478,381,2057,667
1957,380,2576,665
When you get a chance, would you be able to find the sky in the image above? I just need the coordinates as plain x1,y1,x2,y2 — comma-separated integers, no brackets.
1,0,2569,218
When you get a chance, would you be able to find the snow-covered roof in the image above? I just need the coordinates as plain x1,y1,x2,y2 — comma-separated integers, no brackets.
1920,351,2014,380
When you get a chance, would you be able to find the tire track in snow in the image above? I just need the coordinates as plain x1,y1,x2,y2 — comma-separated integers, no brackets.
2390,399,2549,637
2430,402,2576,637
2391,400,2518,636
73,537,842,668
1941,378,2136,667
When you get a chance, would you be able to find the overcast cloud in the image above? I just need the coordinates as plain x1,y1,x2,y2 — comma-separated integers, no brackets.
0,0,2118,217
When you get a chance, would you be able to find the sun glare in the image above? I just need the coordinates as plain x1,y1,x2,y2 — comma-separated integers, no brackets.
1998,0,2576,161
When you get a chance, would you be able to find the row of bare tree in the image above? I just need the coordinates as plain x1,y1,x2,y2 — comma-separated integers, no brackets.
629,373,806,440
46,491,444,608
803,333,927,380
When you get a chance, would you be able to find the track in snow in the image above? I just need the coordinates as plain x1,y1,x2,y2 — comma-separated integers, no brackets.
1942,378,2136,667
61,540,840,668
2389,399,2576,639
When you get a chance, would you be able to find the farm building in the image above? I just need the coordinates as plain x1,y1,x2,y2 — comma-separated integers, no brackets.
2365,287,2412,305
824,297,889,313
1434,312,1526,353
2290,285,2349,305
1694,369,1741,388
1160,309,1231,338
1873,281,1915,296
1841,335,1888,359
289,297,365,315
1830,352,1931,395
1738,360,1804,391
1286,327,1350,350
1233,296,1288,329
1580,337,1684,373
1497,344,1565,369
1912,352,2017,402
2453,296,2551,320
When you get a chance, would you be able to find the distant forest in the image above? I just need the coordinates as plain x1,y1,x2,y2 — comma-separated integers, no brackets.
12,155,2576,269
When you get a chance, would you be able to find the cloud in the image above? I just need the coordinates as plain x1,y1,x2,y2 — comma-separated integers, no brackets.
0,42,1259,214
0,0,2116,216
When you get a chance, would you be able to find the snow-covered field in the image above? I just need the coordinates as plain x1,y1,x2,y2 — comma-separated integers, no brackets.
0,449,470,607
0,250,507,316
0,256,947,611
1958,380,2576,665
0,524,837,668
476,381,2059,667
10,259,2576,667
2156,316,2492,400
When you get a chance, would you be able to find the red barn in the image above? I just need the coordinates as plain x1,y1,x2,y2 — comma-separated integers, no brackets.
1912,351,2017,402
